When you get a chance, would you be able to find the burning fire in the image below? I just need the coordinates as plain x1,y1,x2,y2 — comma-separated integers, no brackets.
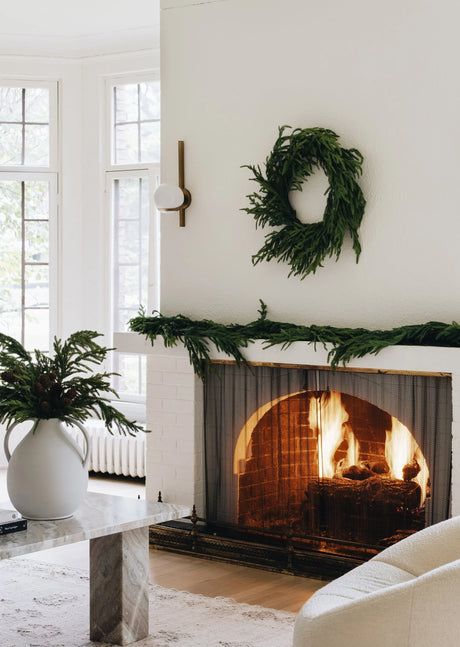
385,419,429,505
309,391,351,478
309,391,429,505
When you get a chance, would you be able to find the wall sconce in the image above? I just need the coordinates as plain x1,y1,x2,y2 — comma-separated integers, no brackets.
153,140,191,227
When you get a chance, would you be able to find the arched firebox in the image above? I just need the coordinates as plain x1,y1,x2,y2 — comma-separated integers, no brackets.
204,364,452,561
236,390,429,546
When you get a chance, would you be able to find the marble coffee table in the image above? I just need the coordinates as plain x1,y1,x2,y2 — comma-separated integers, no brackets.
0,491,190,645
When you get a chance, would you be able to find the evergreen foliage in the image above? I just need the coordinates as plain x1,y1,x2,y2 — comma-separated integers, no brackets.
0,330,146,435
242,126,366,278
129,302,460,379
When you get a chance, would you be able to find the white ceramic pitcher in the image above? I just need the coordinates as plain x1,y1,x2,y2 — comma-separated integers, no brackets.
4,418,91,520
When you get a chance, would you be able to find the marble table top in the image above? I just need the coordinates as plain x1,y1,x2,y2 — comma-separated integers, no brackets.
0,492,190,560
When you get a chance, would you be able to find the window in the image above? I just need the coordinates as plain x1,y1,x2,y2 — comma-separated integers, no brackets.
0,86,51,167
107,77,160,401
0,82,58,351
112,82,160,165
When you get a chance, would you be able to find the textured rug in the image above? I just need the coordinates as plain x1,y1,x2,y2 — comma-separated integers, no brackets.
0,558,296,647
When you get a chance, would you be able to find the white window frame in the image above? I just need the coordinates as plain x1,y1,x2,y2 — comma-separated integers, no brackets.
105,167,160,331
0,80,59,174
0,172,59,346
105,72,160,173
0,79,60,349
103,72,160,409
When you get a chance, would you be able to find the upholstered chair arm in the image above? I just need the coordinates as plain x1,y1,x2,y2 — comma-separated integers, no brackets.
372,515,460,576
293,577,414,647
293,557,460,647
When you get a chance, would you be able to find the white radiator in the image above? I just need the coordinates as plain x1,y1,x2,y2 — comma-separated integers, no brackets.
70,420,146,478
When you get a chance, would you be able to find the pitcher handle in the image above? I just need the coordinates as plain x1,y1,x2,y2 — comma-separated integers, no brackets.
64,420,92,469
3,421,20,462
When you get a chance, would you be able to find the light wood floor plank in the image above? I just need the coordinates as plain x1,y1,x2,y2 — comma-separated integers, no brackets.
148,549,326,612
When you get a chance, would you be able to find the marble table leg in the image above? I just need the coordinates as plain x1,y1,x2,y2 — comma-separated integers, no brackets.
89,526,149,645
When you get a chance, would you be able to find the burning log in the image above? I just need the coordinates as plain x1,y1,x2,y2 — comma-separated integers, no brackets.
403,460,421,482
339,461,392,480
302,477,423,544
306,477,421,508
371,460,389,475
342,464,373,481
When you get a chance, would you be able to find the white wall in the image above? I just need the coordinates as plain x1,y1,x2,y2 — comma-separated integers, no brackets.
159,0,460,329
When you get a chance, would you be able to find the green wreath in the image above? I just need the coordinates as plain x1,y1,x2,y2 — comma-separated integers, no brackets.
242,126,366,278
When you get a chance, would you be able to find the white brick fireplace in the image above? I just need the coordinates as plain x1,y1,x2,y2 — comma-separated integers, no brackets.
115,333,460,518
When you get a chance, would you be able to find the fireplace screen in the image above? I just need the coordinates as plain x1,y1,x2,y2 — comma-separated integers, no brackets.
204,364,452,558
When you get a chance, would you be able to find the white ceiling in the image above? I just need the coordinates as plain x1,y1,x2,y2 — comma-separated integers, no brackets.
0,1,160,57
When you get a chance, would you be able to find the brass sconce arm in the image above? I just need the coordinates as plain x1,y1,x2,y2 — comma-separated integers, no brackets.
153,140,191,227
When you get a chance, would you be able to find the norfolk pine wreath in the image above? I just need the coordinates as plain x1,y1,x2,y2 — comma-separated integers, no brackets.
242,126,366,278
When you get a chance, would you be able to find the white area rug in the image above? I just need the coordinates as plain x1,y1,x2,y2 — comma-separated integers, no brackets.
0,558,296,647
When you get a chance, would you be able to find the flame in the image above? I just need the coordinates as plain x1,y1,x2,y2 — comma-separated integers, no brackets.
236,388,430,509
344,424,360,467
308,391,429,506
308,392,350,477
385,418,429,505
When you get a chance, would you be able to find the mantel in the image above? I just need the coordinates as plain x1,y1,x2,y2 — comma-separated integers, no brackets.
114,331,460,375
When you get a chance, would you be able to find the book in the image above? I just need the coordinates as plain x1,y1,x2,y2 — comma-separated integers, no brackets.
0,518,27,535
0,509,21,523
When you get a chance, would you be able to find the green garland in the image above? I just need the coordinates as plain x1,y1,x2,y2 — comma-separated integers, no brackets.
242,126,366,278
129,302,460,379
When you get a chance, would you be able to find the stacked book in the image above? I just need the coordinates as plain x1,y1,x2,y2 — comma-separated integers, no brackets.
0,509,27,535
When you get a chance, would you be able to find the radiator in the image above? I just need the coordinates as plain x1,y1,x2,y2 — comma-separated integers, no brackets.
70,420,146,478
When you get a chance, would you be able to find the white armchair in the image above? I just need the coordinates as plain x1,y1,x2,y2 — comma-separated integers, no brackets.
293,515,460,647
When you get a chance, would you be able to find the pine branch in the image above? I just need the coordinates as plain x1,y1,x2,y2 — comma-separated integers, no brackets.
129,303,460,377
0,331,147,435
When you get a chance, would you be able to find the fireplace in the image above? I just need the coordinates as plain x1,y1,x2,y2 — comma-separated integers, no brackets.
114,334,459,573
204,364,450,560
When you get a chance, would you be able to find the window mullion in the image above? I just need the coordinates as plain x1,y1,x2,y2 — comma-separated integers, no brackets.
21,181,25,345
113,179,120,332
137,83,141,163
21,89,26,166
113,86,117,165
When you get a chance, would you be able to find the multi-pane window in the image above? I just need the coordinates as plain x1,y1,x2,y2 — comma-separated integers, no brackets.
0,83,57,351
0,87,50,167
108,77,160,400
112,81,160,165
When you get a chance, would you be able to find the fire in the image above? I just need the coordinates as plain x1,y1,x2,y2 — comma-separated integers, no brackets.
309,390,429,505
385,419,417,479
385,419,429,505
344,424,360,468
308,392,351,478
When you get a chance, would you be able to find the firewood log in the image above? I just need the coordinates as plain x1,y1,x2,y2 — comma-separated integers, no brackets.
403,460,421,482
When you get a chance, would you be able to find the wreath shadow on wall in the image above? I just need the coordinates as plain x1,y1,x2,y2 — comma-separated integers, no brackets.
242,126,366,278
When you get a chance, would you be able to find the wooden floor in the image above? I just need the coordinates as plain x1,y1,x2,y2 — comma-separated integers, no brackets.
148,548,326,612
0,471,326,612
